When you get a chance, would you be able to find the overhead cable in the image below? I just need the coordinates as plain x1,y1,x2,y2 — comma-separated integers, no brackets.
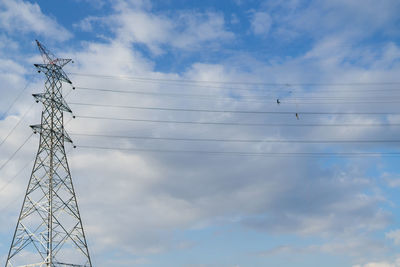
0,103,35,149
70,133,400,144
68,72,400,87
0,158,34,195
76,145,400,158
69,102,400,115
75,115,400,127
0,133,34,173
75,86,400,105
2,78,32,118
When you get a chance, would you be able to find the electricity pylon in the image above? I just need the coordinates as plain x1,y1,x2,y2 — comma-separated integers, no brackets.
5,41,92,267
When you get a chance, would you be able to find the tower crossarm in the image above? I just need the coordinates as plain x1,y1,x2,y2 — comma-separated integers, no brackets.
6,39,92,267
32,93,72,113
35,40,72,68
30,125,73,143
34,64,72,84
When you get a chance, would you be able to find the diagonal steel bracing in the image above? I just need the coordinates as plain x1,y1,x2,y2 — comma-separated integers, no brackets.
5,40,92,267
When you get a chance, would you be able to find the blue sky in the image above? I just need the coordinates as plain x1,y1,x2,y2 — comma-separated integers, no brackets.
1,0,400,266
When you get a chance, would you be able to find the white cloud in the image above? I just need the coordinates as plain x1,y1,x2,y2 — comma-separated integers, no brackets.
386,229,400,245
54,37,400,261
72,0,107,9
353,258,400,267
250,12,272,36
76,5,234,55
382,173,400,188
260,236,388,258
268,0,400,42
74,16,100,32
230,13,240,25
2,1,400,265
2,37,400,262
0,0,71,41
49,39,397,258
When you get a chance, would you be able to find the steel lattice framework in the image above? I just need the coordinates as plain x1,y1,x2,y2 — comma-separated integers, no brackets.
5,41,92,267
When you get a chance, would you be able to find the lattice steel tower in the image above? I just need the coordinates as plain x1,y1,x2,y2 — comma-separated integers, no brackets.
5,41,92,267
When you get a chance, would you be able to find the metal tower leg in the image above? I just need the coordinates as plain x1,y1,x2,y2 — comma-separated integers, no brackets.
5,40,92,267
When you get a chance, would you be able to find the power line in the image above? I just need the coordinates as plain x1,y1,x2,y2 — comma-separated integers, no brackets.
68,72,400,87
2,78,32,118
74,86,400,105
0,158,34,195
0,90,74,190
0,144,74,198
284,96,400,100
73,76,291,92
74,79,400,93
0,103,35,149
0,133,34,173
68,102,400,115
0,87,74,152
0,145,73,214
75,115,400,127
68,73,400,95
76,145,400,158
70,133,400,144
5,40,93,267
75,86,278,102
75,86,400,99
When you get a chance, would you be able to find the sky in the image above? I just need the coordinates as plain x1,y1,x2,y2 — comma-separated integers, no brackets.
1,0,400,266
